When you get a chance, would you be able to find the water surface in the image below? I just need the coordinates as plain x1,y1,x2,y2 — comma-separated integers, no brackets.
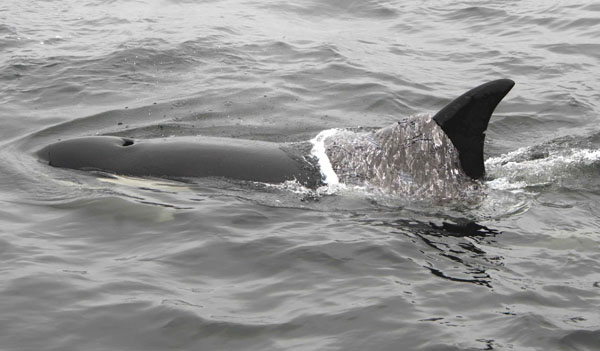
1,1,600,350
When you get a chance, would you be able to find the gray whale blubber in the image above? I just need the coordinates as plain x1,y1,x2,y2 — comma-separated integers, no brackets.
37,79,515,188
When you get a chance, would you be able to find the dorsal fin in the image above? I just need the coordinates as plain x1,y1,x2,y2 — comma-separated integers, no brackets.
433,79,515,180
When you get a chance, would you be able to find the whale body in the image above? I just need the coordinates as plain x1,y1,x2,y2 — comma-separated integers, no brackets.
37,79,515,194
37,135,321,187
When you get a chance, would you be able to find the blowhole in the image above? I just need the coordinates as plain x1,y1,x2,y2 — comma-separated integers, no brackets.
122,138,134,147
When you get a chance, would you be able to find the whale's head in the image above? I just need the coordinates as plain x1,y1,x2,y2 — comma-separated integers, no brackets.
37,136,135,171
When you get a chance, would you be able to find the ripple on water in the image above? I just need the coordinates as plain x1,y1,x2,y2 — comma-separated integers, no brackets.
1,0,600,350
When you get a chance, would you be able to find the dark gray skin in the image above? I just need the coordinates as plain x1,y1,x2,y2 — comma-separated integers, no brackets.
37,135,319,186
36,79,514,189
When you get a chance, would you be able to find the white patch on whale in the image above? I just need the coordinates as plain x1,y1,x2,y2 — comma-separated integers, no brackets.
310,128,341,185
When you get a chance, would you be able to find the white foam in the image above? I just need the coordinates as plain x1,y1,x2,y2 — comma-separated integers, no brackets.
485,147,600,190
487,147,600,169
310,129,340,185
484,147,530,168
486,177,528,191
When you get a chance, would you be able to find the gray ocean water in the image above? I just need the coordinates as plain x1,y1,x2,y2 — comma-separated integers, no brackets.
2,1,600,350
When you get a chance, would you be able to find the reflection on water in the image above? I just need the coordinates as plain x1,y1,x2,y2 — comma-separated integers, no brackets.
363,217,503,289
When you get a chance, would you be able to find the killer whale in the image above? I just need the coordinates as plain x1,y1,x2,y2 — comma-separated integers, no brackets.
36,79,514,190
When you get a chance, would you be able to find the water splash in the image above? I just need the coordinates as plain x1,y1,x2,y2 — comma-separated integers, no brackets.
486,146,600,190
311,115,483,201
